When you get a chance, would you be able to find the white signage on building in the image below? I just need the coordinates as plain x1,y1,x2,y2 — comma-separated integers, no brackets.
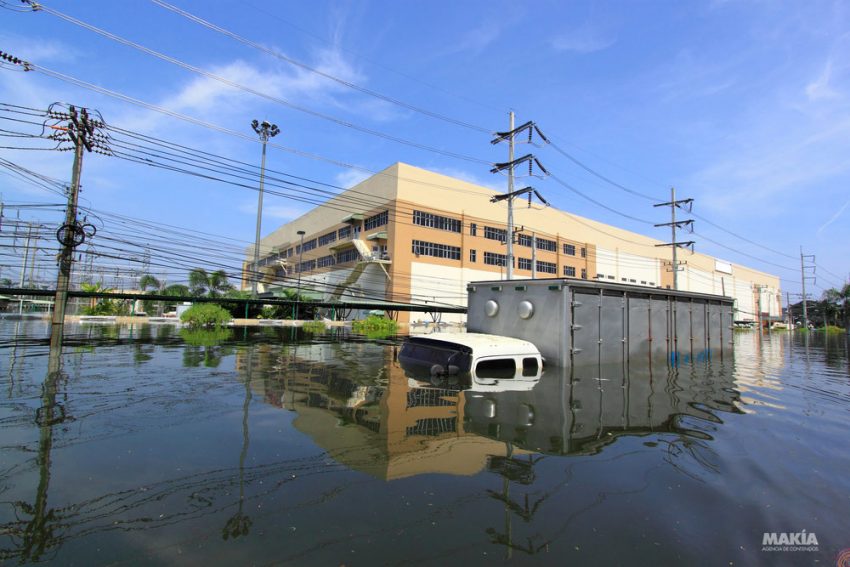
715,260,733,275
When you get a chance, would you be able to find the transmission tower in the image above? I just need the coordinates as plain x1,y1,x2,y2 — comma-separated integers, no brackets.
653,187,694,290
490,113,549,279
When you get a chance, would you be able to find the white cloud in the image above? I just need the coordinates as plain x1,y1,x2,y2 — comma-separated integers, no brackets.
550,26,615,54
238,200,307,222
806,59,840,101
0,33,79,64
437,20,504,57
334,169,370,189
816,198,850,235
430,166,502,191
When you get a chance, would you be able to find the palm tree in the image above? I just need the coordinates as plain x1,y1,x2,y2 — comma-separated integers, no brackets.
139,274,162,292
189,268,210,297
207,270,234,298
189,268,233,298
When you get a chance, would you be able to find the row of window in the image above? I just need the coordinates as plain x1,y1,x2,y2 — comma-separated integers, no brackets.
318,230,337,247
563,243,587,257
413,210,461,233
513,259,557,273
364,210,388,231
484,226,507,242
517,234,556,252
412,239,461,260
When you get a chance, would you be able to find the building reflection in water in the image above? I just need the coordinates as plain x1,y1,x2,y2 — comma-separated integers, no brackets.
238,343,743,480
240,342,744,558
0,328,757,562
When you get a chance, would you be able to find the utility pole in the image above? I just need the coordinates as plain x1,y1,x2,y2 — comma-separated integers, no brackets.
800,247,816,330
653,187,694,290
786,291,792,328
49,105,105,359
531,233,537,279
490,115,549,280
250,119,280,298
295,230,305,320
18,223,32,316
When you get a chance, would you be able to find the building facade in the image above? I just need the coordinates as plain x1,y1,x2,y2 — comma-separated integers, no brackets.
245,163,782,324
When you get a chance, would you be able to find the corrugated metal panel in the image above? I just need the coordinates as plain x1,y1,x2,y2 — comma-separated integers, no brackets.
468,278,734,368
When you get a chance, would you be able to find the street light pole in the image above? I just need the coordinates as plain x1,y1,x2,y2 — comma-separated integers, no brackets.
295,230,305,321
250,119,280,299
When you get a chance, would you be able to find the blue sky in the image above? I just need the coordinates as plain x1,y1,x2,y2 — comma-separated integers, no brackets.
1,0,848,296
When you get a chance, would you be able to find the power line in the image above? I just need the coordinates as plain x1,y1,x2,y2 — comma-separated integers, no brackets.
25,2,492,165
150,0,493,134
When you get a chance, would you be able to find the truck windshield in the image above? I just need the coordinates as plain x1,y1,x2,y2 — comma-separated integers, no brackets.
398,338,473,374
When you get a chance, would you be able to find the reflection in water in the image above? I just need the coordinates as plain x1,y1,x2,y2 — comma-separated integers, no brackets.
223,346,252,540
243,345,742,480
4,361,67,561
7,323,848,565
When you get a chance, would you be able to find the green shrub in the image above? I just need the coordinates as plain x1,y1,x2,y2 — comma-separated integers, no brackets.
302,320,326,334
352,315,397,338
180,303,232,329
823,325,846,335
81,299,127,316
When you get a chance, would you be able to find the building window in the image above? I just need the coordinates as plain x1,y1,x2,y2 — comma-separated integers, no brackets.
581,268,587,279
317,255,335,268
629,279,636,283
581,247,586,258
537,260,556,274
298,259,316,272
563,243,576,256
301,238,318,253
470,223,477,236
469,249,477,262
285,248,293,258
413,210,461,233
518,257,532,271
364,210,388,230
597,273,604,279
622,277,627,282
411,239,461,260
518,234,533,247
338,226,351,239
484,226,507,242
563,265,576,277
318,231,337,247
484,251,507,266
336,248,359,264
607,275,615,280
536,238,556,252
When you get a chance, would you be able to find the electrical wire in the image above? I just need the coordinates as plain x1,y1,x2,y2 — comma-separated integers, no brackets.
28,2,492,165
150,0,493,134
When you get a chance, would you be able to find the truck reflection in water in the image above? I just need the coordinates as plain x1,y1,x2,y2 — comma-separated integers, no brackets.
244,343,742,481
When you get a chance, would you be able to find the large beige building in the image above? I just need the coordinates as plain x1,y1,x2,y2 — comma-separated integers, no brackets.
245,163,781,324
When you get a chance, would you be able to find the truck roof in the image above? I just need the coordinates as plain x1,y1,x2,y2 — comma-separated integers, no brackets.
408,332,540,357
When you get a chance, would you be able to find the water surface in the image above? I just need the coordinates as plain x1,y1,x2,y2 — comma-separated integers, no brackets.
1,321,848,565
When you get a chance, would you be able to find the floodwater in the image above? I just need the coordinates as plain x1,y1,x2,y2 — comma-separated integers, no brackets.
0,321,848,566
